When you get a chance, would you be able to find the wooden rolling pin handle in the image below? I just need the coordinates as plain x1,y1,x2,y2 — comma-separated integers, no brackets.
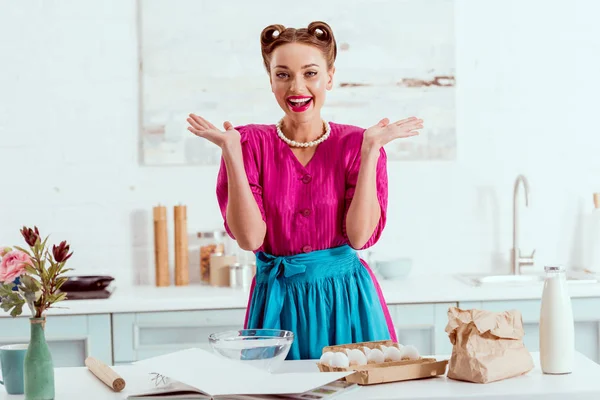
85,356,126,392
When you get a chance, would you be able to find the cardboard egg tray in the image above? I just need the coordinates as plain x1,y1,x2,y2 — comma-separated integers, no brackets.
316,340,449,386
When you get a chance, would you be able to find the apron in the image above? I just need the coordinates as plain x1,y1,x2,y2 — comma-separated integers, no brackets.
244,244,395,360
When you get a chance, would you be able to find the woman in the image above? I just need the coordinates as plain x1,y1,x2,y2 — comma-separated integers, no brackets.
187,21,423,360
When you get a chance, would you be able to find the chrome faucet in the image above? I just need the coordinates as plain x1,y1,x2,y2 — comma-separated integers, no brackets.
512,174,535,275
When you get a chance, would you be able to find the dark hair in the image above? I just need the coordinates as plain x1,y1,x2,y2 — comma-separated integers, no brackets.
260,21,337,72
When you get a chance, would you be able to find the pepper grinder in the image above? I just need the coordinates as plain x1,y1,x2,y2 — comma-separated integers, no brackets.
174,204,189,286
153,205,170,287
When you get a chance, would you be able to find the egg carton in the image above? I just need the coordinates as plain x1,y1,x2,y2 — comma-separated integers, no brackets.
316,340,449,386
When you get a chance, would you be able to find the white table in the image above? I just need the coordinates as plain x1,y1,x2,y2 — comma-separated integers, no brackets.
2,352,600,399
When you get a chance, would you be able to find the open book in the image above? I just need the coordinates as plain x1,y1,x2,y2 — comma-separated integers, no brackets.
127,348,356,399
127,378,357,399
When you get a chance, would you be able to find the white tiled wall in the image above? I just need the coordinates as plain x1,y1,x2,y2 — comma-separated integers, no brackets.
1,0,599,287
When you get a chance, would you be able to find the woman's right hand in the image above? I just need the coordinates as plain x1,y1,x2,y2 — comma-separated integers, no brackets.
187,114,241,150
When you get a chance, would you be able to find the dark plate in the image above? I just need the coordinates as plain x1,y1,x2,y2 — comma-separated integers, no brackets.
63,289,113,300
61,275,114,292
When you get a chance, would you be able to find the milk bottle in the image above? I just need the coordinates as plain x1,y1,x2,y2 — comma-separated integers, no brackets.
539,265,575,374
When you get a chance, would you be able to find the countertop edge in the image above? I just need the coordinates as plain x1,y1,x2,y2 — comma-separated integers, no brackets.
2,274,600,318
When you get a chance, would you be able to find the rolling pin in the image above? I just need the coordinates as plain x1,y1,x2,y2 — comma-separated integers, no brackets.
85,356,126,392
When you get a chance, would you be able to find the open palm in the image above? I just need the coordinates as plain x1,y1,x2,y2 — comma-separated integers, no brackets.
363,117,423,149
187,114,240,149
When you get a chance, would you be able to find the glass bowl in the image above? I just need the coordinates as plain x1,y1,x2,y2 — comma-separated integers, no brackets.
208,329,294,372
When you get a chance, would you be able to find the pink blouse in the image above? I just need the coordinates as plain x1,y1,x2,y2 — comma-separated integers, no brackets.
216,122,388,257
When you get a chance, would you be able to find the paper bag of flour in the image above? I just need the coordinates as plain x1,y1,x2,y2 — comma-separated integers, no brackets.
445,307,534,383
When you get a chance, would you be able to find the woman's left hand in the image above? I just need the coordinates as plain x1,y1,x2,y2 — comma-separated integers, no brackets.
362,117,423,152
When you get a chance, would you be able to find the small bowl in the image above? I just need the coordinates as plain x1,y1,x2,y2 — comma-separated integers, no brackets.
208,329,294,372
374,258,412,280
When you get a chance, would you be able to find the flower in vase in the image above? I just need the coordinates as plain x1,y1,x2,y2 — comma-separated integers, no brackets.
1,226,74,319
0,250,30,283
20,226,40,247
52,241,73,263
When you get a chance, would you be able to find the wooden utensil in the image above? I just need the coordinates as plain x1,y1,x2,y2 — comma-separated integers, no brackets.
153,205,170,287
174,204,189,286
85,356,126,392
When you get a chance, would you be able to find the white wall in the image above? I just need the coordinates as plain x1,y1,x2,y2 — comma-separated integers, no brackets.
1,0,599,287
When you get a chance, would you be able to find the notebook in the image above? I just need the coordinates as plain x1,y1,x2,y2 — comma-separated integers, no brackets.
126,348,356,399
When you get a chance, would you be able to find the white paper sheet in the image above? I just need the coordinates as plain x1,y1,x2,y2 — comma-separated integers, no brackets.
132,348,352,397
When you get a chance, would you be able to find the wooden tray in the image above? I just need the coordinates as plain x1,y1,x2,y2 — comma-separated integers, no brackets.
316,340,449,386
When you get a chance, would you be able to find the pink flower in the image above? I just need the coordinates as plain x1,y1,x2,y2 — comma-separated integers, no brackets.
0,250,30,283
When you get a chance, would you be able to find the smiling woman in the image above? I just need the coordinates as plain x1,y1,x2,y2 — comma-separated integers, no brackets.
261,23,337,161
186,21,423,360
261,22,336,133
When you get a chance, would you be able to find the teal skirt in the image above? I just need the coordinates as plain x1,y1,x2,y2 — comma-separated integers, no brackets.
245,245,392,360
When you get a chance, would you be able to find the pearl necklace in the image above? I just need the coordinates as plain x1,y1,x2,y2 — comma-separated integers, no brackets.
276,118,331,148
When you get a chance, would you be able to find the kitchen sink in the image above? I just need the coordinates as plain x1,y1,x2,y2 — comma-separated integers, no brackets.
456,271,599,287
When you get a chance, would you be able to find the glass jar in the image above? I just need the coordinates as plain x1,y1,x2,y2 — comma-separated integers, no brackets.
197,230,226,283
229,262,256,290
210,253,237,287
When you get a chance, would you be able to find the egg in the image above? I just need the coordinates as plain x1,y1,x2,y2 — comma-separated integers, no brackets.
401,345,420,360
384,345,403,362
319,351,335,365
330,351,350,367
379,345,389,353
346,348,368,366
394,343,405,356
367,348,385,364
362,346,372,356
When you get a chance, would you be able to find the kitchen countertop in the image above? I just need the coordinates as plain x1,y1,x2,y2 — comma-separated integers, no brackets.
1,352,599,399
2,273,600,317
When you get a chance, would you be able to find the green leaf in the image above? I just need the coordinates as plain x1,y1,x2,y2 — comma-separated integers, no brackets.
0,294,22,313
10,303,23,317
52,261,65,279
34,235,49,257
0,297,14,311
13,246,32,257
55,277,69,290
46,261,57,280
20,275,40,292
39,259,49,285
46,291,64,305
59,268,74,275
56,262,67,274
40,235,50,250
24,265,37,276
6,294,23,306
0,284,14,297
53,292,67,304
45,293,55,304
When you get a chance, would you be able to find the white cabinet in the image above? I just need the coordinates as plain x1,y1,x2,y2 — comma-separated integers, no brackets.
388,302,456,356
0,314,112,367
110,303,457,364
3,297,594,367
112,309,246,364
458,298,600,364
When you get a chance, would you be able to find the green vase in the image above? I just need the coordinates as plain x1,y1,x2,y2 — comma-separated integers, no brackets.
24,318,55,400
